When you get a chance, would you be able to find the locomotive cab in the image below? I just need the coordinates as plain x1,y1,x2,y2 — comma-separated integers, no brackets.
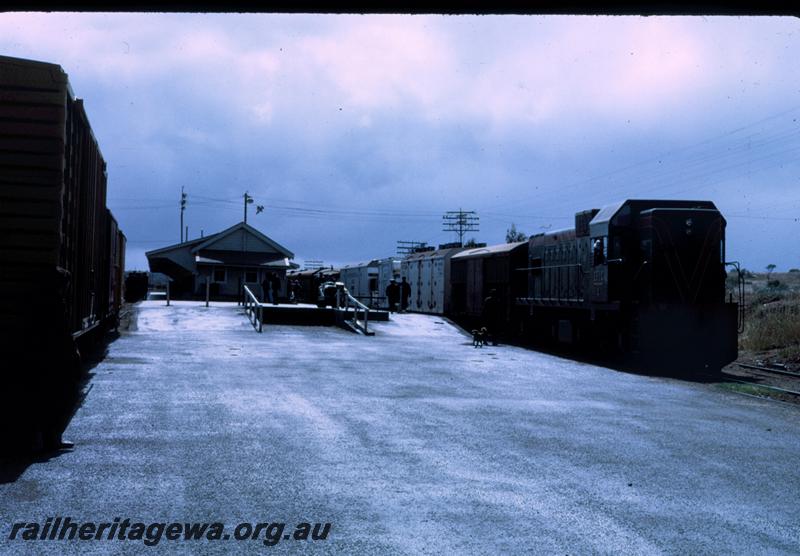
583,200,738,371
632,204,736,370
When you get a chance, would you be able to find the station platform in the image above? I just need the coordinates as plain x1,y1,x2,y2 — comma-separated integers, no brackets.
2,301,799,554
258,302,390,326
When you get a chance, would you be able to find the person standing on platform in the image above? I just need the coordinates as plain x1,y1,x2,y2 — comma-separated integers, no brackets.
261,273,273,304
385,279,400,313
400,277,411,312
270,272,281,305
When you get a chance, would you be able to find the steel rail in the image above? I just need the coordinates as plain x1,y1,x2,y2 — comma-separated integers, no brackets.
715,373,800,397
738,363,800,379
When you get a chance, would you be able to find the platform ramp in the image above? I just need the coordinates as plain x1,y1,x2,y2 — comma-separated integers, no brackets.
243,283,386,335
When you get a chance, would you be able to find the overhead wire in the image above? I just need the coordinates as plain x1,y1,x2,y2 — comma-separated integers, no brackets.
110,104,800,237
485,104,800,214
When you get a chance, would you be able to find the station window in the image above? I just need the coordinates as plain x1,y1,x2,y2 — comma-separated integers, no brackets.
213,268,226,283
245,270,258,283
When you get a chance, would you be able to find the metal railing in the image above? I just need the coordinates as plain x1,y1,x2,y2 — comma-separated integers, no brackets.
725,261,746,333
337,286,371,335
352,294,387,309
243,285,263,333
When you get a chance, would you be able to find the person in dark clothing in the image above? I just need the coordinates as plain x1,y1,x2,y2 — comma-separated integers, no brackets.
400,277,411,312
481,289,502,346
270,273,281,305
261,274,273,304
385,279,400,313
27,267,80,453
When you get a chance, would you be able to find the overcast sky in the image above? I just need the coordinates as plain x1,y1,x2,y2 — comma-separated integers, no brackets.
1,14,798,271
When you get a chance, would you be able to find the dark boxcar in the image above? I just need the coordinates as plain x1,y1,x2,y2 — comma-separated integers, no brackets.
0,55,123,451
450,241,528,327
105,210,126,322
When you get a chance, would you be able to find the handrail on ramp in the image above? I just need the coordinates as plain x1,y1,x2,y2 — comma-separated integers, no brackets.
242,285,263,333
337,285,372,336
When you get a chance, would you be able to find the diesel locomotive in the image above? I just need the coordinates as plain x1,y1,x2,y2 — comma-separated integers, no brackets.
511,199,738,370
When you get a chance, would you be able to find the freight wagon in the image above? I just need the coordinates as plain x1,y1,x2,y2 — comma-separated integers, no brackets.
339,260,379,307
400,244,465,314
0,55,125,452
450,241,528,325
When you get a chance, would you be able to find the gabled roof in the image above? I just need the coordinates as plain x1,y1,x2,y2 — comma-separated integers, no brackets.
145,234,218,257
190,221,294,259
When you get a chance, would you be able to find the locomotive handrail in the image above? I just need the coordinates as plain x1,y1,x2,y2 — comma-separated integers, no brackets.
724,261,746,334
516,296,585,304
242,285,263,333
516,263,585,272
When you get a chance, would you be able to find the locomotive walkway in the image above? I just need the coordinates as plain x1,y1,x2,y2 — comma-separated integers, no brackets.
1,300,799,554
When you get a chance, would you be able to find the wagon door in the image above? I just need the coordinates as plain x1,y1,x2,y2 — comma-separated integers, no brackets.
466,258,484,315
431,256,444,313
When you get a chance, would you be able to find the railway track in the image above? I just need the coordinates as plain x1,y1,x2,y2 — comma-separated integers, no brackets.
738,363,800,379
710,368,800,401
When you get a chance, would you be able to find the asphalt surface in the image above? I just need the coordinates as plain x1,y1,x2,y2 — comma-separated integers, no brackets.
1,300,799,555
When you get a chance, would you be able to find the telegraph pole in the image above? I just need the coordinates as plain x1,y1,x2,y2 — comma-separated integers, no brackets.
243,192,265,224
243,191,254,223
180,187,187,242
442,209,479,246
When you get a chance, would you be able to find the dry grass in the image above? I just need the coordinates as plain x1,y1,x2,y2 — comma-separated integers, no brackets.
777,343,800,364
740,288,800,352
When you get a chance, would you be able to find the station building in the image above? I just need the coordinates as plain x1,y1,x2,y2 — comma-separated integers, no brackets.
145,222,296,300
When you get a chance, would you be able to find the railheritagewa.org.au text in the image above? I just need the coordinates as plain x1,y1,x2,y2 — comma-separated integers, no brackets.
8,517,331,547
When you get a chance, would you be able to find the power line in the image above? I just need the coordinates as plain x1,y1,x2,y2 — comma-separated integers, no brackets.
485,104,800,217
